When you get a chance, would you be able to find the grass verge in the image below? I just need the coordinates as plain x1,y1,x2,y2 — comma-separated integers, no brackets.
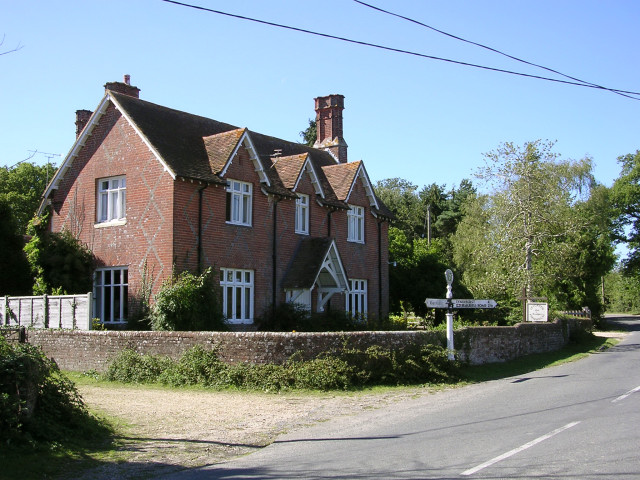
460,334,619,383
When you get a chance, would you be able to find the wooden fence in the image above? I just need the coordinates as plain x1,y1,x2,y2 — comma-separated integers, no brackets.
1,293,92,330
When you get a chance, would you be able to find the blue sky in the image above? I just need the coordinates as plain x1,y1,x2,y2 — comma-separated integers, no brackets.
2,0,639,192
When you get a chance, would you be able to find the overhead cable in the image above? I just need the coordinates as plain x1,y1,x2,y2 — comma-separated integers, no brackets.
160,0,640,99
354,0,638,100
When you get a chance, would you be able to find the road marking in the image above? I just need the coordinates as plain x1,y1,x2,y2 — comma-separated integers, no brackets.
612,385,640,403
461,422,580,476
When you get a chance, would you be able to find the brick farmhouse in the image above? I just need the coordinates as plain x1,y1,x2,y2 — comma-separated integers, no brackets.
40,77,392,328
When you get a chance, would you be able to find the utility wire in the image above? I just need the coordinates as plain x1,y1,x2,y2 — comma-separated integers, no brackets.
161,0,640,99
354,0,639,100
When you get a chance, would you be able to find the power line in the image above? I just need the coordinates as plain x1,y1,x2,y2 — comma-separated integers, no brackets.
160,0,640,99
354,1,639,100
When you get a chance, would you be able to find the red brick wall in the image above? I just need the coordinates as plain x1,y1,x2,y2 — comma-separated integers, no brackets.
50,103,175,307
50,106,389,324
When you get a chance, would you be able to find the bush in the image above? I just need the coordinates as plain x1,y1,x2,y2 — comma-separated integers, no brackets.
24,214,94,295
103,342,459,392
159,346,228,387
104,348,173,383
150,268,227,331
0,335,110,444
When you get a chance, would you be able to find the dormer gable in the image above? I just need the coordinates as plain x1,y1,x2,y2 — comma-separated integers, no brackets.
272,153,324,199
204,128,270,186
322,160,379,210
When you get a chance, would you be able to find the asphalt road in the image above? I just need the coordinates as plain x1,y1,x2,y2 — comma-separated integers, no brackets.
162,316,640,479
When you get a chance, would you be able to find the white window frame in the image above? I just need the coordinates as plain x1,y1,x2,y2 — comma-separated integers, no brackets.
226,180,252,226
347,205,365,243
97,176,126,224
295,194,309,235
346,279,367,318
220,268,254,324
94,266,128,324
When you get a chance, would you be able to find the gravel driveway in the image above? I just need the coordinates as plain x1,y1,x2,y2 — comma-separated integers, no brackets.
77,383,432,479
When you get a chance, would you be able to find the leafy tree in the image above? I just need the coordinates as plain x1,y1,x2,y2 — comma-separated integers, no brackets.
388,227,469,319
604,268,640,313
300,118,316,146
452,140,611,317
0,199,32,295
0,161,56,234
610,150,640,273
24,213,94,295
375,178,424,237
432,179,476,238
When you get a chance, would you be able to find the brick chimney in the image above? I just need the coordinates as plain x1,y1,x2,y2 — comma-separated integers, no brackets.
104,74,140,98
314,94,348,163
75,109,92,138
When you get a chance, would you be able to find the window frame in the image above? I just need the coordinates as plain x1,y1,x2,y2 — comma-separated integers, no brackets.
295,194,310,235
347,205,365,243
93,266,128,324
97,175,126,224
346,278,367,318
220,267,254,324
226,179,252,226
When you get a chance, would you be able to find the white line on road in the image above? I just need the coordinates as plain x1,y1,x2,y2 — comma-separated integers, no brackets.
612,385,640,403
461,421,581,476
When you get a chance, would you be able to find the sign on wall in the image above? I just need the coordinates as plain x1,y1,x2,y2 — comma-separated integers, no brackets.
526,301,548,322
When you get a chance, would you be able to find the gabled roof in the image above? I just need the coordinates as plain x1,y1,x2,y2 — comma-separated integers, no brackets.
323,160,382,210
41,87,391,218
272,153,324,198
282,237,348,292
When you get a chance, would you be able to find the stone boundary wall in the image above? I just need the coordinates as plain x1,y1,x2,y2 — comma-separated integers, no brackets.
26,318,591,372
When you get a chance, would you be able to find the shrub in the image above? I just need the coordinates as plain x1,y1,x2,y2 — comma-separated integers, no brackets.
150,268,227,331
104,348,173,383
257,302,311,331
0,335,110,444
159,345,228,387
103,342,459,392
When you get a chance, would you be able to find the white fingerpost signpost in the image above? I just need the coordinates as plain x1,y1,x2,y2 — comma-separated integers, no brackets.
444,269,455,360
425,269,497,361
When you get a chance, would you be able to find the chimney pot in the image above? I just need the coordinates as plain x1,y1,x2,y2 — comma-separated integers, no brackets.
104,76,140,98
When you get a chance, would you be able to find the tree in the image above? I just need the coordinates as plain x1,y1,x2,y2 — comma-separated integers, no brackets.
0,199,32,295
452,140,611,316
0,161,56,234
375,178,424,237
300,118,316,147
610,150,640,273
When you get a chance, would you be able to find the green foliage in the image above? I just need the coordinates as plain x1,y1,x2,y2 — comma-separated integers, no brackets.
604,269,640,313
452,140,612,318
24,213,94,295
103,343,459,392
299,118,317,147
0,161,56,234
0,335,111,445
388,228,471,319
150,268,227,331
610,150,640,273
104,348,174,383
0,198,32,295
376,178,475,318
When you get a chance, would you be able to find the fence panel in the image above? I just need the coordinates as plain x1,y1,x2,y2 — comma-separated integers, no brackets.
2,293,92,330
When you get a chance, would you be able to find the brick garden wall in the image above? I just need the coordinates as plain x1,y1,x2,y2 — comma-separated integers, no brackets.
26,318,591,372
